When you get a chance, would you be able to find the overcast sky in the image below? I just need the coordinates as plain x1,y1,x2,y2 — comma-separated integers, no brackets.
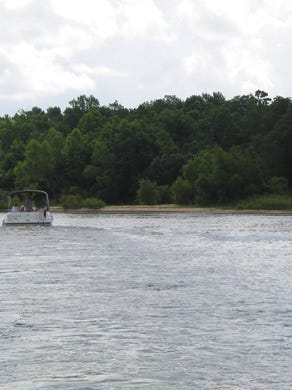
0,0,291,116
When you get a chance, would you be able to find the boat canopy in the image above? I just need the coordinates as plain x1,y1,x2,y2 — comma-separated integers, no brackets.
8,189,50,209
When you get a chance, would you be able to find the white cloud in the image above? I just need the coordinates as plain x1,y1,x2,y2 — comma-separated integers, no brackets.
0,0,292,114
50,0,118,44
1,0,33,10
223,43,275,93
49,0,173,44
0,43,94,99
178,0,292,98
116,0,174,42
72,64,125,78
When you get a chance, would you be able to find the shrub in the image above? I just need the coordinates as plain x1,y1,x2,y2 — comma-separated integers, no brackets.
235,194,292,210
171,177,193,205
157,185,172,204
136,179,159,205
83,198,105,209
60,194,83,209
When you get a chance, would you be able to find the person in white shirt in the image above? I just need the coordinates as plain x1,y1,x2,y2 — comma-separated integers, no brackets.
11,203,19,212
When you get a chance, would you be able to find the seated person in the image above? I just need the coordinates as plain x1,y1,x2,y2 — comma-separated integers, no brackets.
11,203,19,212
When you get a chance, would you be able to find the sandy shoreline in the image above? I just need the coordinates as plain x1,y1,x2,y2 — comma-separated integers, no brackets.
51,205,292,214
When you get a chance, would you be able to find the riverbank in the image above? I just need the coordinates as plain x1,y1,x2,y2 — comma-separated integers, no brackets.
50,204,292,214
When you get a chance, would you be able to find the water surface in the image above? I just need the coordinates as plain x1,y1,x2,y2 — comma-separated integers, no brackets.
1,212,292,389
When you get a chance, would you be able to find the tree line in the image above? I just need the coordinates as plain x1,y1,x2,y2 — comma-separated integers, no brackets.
0,91,292,206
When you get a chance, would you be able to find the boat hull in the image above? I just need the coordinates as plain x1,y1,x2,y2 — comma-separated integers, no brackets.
2,210,53,225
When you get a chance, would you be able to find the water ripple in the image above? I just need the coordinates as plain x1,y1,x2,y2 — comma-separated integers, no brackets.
1,212,292,389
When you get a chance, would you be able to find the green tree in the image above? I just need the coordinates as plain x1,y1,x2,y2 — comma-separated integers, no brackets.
171,176,193,205
46,106,63,132
13,107,49,141
14,139,54,189
2,91,292,206
83,139,116,201
159,109,194,146
69,95,100,112
263,105,292,183
182,146,267,205
0,136,25,189
79,108,105,136
136,179,159,205
63,128,91,191
46,128,65,197
145,154,184,185
102,119,158,203
63,96,99,133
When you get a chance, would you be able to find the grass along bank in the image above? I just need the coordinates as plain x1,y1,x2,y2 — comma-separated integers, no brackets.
234,193,292,211
51,193,292,214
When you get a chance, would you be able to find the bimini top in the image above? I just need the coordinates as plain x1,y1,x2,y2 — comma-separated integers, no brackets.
7,189,50,211
9,189,49,197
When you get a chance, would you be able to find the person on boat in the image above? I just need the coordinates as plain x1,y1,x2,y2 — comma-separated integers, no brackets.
11,203,19,212
25,196,33,212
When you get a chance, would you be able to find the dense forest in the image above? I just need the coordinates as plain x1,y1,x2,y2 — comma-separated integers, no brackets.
1,90,292,207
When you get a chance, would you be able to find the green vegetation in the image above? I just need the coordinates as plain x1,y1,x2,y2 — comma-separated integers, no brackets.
60,194,105,209
235,193,292,210
1,91,292,209
60,194,83,209
82,198,106,209
137,179,160,205
0,189,7,210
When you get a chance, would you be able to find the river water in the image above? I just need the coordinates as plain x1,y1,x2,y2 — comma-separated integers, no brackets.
0,211,292,389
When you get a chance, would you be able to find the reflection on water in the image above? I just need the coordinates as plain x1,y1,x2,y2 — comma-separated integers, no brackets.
1,212,292,389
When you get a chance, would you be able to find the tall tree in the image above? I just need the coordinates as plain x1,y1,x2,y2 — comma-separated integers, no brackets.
63,128,91,191
14,139,54,190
